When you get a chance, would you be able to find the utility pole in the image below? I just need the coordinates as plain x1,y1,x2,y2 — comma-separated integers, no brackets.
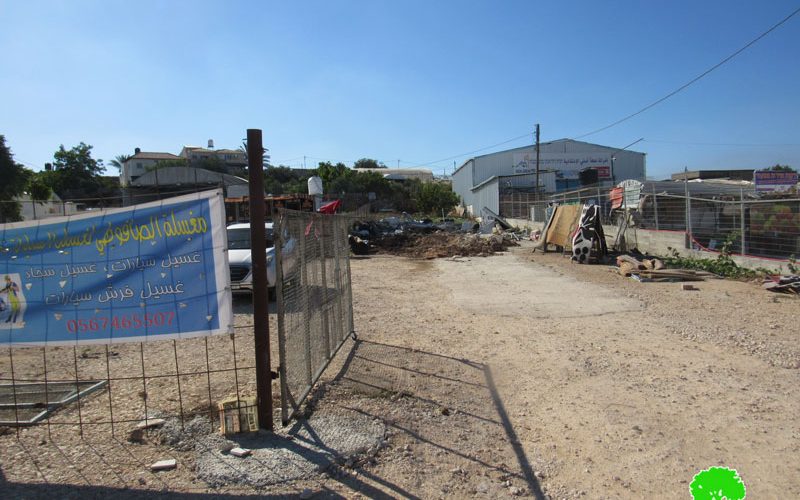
535,123,541,199
247,129,273,431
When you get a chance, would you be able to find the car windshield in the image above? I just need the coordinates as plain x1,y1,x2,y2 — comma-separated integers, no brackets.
227,228,274,250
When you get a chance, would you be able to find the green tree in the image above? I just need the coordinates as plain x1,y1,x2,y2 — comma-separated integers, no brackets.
263,165,309,194
150,158,189,171
767,164,795,172
53,142,104,176
27,173,52,202
316,161,352,188
413,182,460,215
108,154,132,171
193,156,227,173
43,142,106,200
353,158,385,169
239,140,269,172
0,135,29,222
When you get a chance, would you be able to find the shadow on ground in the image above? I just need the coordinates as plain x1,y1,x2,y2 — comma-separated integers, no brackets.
0,339,545,499
325,339,546,499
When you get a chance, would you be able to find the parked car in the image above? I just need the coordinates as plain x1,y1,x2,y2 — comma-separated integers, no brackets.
227,222,295,294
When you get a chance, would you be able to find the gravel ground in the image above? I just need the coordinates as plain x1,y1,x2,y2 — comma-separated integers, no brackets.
1,242,798,498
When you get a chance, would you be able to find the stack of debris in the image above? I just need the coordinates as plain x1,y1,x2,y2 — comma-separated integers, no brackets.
762,275,800,294
616,254,718,282
349,214,517,258
376,232,517,259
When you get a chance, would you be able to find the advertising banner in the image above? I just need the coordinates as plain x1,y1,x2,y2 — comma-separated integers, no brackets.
754,170,798,192
512,153,612,179
0,190,233,346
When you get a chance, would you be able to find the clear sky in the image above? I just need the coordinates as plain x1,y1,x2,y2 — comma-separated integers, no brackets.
2,0,799,180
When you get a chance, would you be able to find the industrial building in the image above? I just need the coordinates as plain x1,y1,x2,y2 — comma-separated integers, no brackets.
452,139,646,217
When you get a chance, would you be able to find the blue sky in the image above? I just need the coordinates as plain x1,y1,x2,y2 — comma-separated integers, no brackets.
1,0,799,179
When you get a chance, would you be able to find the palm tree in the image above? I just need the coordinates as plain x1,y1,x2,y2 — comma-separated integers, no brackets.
108,154,132,171
239,141,270,168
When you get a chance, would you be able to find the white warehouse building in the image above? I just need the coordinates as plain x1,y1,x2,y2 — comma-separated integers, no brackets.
452,139,646,217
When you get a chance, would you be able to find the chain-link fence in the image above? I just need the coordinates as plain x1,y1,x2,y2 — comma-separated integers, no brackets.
522,185,800,263
275,209,355,425
0,192,255,436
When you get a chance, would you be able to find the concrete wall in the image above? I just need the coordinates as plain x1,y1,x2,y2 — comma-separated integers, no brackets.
121,158,159,186
505,217,534,229
523,221,793,274
604,225,793,274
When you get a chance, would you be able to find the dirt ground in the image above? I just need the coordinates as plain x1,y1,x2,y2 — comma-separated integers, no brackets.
1,241,799,498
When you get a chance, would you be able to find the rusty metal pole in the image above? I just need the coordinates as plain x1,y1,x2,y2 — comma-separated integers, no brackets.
247,129,273,431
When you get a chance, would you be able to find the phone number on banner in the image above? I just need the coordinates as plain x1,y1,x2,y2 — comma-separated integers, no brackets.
66,312,176,333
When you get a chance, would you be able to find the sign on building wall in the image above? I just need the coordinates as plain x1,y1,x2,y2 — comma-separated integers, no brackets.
754,170,798,192
512,153,612,179
0,190,233,346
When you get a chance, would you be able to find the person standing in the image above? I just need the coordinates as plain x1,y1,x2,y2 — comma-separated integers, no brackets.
3,275,20,324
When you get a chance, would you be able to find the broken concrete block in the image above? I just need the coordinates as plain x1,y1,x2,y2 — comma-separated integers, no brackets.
150,459,177,471
230,447,252,457
136,418,165,430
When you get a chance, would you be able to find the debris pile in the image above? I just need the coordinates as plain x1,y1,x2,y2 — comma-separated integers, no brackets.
762,275,800,294
615,253,718,282
350,215,518,259
375,232,517,259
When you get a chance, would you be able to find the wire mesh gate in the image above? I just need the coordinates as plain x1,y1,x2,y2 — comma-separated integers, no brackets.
274,209,355,425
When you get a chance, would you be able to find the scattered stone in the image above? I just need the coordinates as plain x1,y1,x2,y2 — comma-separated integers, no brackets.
218,442,235,453
150,459,177,471
127,428,145,444
136,418,166,430
509,486,524,496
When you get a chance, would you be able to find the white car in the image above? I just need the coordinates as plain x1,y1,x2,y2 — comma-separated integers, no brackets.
227,222,295,294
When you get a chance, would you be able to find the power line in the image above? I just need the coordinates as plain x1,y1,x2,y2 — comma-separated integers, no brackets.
421,133,532,166
573,6,800,140
646,139,800,147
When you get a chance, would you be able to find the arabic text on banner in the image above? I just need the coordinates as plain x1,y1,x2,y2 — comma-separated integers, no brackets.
0,190,233,346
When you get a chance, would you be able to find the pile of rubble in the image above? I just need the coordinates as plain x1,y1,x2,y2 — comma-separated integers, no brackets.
376,232,517,259
349,214,517,258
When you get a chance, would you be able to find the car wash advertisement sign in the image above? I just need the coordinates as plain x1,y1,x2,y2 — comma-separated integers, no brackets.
0,190,233,346
512,152,612,179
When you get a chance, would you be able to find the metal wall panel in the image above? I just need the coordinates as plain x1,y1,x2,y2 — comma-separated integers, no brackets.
452,159,475,209
471,178,500,215
452,140,646,209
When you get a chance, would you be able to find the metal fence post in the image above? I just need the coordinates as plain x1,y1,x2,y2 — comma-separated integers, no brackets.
318,221,332,357
652,184,659,231
684,170,692,249
246,128,273,431
740,188,746,255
